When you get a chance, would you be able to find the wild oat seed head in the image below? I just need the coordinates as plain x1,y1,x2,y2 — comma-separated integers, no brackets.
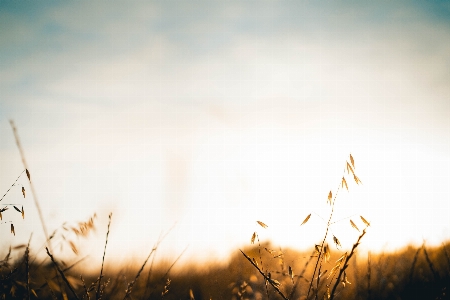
251,232,256,244
342,177,348,191
257,221,268,229
301,214,311,226
346,162,354,175
350,154,355,168
333,235,342,249
360,215,370,227
350,220,360,232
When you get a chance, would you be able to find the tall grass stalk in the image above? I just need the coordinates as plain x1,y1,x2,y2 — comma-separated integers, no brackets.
329,228,367,300
45,247,80,300
409,246,421,284
124,228,184,299
10,120,69,298
307,182,341,299
25,235,32,300
96,213,112,300
240,250,288,300
10,120,50,248
423,242,439,281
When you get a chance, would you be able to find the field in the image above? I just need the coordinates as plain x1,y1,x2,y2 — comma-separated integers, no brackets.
1,235,449,299
1,124,449,299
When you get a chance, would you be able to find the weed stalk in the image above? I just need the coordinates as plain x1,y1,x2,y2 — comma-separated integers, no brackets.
96,213,112,300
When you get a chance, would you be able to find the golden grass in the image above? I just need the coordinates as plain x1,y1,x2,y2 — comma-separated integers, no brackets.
239,155,370,299
1,124,449,299
1,236,450,299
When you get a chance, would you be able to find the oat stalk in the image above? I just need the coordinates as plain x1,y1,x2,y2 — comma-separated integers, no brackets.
307,181,341,299
329,228,367,300
10,120,68,297
253,231,270,298
10,121,50,245
0,170,24,202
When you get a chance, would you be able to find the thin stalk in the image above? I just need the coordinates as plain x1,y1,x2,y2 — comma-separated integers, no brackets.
307,183,341,300
367,251,371,300
25,234,32,300
0,170,24,202
10,120,50,246
160,246,188,280
45,247,80,300
96,213,112,300
288,250,315,299
409,246,422,284
422,242,439,281
254,232,270,299
10,121,67,298
142,224,177,298
123,245,185,300
329,229,367,300
81,275,91,300
240,250,288,300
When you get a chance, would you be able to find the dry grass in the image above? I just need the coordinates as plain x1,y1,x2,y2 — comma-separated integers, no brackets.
240,154,370,300
1,217,450,299
1,124,449,299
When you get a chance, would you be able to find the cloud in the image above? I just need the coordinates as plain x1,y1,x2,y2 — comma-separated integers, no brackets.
2,1,449,110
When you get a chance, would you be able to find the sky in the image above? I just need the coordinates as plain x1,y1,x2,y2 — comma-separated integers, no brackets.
0,1,450,268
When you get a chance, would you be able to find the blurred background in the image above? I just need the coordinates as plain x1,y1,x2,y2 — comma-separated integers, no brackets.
0,1,449,268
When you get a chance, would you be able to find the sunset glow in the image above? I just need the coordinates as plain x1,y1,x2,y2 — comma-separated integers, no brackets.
0,1,449,271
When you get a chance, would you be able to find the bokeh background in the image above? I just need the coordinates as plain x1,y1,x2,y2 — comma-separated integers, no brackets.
1,1,449,267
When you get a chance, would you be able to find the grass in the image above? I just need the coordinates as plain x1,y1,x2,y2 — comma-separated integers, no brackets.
1,122,449,299
239,155,369,300
2,238,450,299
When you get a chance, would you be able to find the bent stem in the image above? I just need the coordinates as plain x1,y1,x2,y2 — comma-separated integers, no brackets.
240,250,288,300
329,228,367,300
45,247,80,300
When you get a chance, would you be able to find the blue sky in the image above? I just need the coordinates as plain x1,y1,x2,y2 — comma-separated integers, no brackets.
1,1,450,266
